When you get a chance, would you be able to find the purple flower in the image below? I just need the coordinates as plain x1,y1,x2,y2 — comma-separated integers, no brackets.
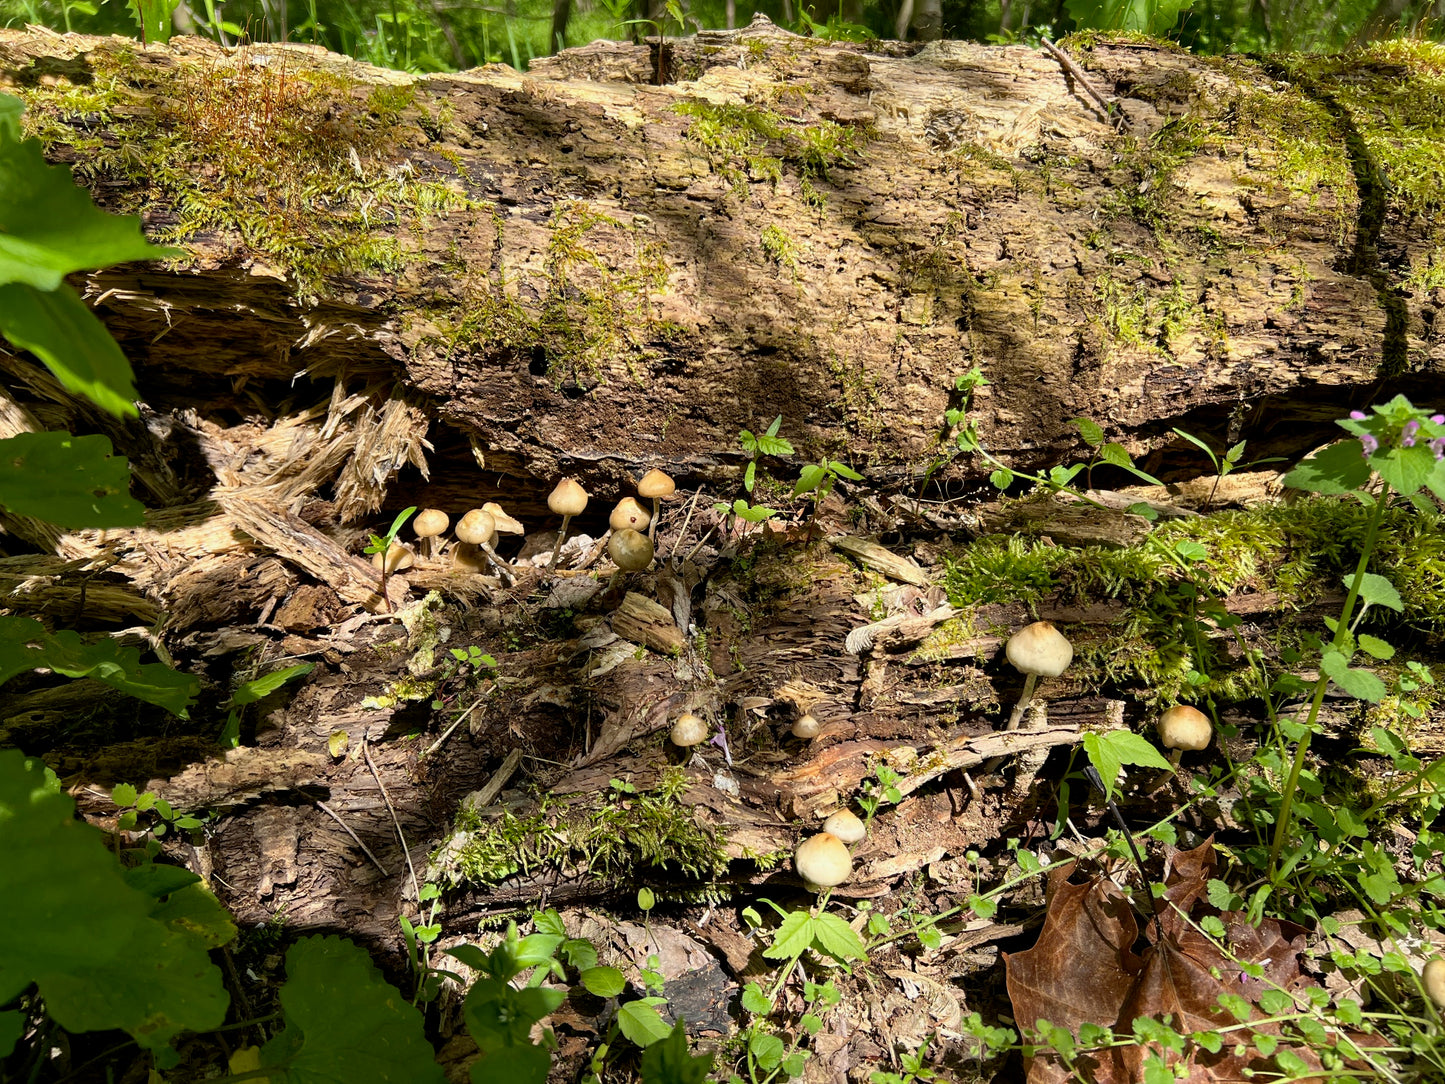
1350,411,1368,420
1433,436,1445,461
1402,420,1420,448
1360,434,1379,457
1432,415,1445,425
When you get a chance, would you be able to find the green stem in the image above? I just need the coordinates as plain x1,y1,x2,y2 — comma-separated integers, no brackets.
1267,490,1389,881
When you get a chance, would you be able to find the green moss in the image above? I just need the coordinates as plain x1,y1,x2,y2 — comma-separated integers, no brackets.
441,769,730,892
760,223,801,278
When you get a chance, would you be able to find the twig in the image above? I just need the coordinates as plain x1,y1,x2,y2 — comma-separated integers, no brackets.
422,685,496,759
1040,37,1128,131
670,487,704,559
362,739,420,900
314,798,389,876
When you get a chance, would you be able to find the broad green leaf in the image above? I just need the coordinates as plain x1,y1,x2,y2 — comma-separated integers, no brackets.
1098,442,1134,469
0,283,140,417
0,615,199,716
0,92,21,141
748,1030,785,1069
830,461,864,481
126,0,181,43
0,125,178,291
1283,440,1372,494
763,911,814,959
617,1000,673,1047
1171,428,1218,465
260,935,445,1083
1370,443,1437,497
989,468,1014,490
1351,572,1404,613
811,912,866,962
1064,0,1193,33
1173,540,1207,562
1071,418,1105,448
0,751,230,1054
230,663,314,708
0,1009,20,1058
1319,649,1387,703
0,431,144,525
1083,730,1172,801
580,965,625,998
469,1044,551,1084
110,783,138,807
640,1020,713,1084
1357,634,1395,660
793,463,826,495
533,909,566,937
741,982,772,1014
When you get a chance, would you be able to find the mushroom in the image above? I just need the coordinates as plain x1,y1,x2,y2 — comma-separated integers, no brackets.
1157,705,1213,771
1003,621,1073,730
670,712,709,748
371,541,415,574
1424,957,1445,1009
547,478,589,570
794,832,852,889
822,809,866,845
413,508,449,560
481,502,526,537
791,714,820,739
637,468,675,544
609,497,652,534
608,527,654,573
455,508,514,584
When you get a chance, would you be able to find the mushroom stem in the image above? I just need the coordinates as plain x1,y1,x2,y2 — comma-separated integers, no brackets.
477,541,516,585
548,513,574,571
647,497,660,543
1005,672,1040,731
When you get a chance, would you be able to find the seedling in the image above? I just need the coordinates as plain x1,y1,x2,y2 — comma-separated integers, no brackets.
1171,427,1287,508
792,457,863,539
363,505,417,611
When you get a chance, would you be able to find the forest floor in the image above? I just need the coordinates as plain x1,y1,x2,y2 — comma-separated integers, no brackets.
16,458,1445,1083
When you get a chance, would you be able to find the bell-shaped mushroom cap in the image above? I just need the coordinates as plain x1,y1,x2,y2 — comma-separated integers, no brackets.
455,508,497,545
1158,705,1213,752
481,502,525,535
822,809,866,845
414,508,449,539
608,528,654,572
609,497,652,533
795,833,852,888
791,714,820,739
670,712,709,747
1424,958,1445,1009
638,468,676,499
371,541,415,573
548,477,589,517
1005,621,1073,678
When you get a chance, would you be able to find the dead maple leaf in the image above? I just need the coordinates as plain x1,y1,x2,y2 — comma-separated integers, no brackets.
1005,838,1336,1083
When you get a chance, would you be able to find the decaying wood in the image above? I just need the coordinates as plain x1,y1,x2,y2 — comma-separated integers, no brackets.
609,590,686,655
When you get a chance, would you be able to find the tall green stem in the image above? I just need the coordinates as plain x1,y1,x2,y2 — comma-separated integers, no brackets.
1267,490,1389,880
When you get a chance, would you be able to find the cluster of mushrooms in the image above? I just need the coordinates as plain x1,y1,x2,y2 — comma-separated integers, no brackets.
794,809,867,889
369,467,677,580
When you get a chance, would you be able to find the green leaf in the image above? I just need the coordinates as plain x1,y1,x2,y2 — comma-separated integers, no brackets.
764,912,814,959
989,468,1014,490
1082,730,1172,801
1370,443,1437,497
0,751,231,1054
1319,649,1387,703
749,1030,785,1069
126,0,182,43
741,982,772,1014
1098,442,1134,469
1071,417,1106,448
617,1000,673,1047
793,463,827,496
0,124,179,291
811,912,866,962
1357,634,1395,660
1173,540,1208,562
757,434,794,456
469,1043,552,1084
830,461,864,481
733,500,778,523
743,460,757,492
640,1020,713,1084
0,283,140,417
1171,427,1219,468
230,663,314,708
0,431,145,526
1283,440,1372,495
580,965,626,998
0,92,22,141
637,887,656,911
0,615,199,715
1352,572,1404,613
110,783,138,807
0,1009,21,1059
261,935,445,1082
1064,0,1194,33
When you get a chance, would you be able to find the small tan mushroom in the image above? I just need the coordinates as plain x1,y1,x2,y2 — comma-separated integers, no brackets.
822,809,866,845
455,509,514,583
795,832,852,889
670,712,709,748
1423,957,1445,1009
413,508,449,559
371,541,415,574
547,478,589,570
481,502,525,536
609,497,652,534
637,468,675,543
608,528,654,573
1158,705,1213,770
1003,621,1073,730
791,714,820,739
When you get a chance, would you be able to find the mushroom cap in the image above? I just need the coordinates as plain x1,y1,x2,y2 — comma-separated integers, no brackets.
669,712,709,747
414,508,449,539
481,502,525,535
1158,705,1213,752
822,809,866,845
791,714,821,739
1424,957,1445,1009
371,541,415,573
451,542,490,572
608,528,655,572
609,497,652,533
795,832,852,888
455,508,497,545
638,468,676,499
548,477,589,517
1005,621,1074,678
